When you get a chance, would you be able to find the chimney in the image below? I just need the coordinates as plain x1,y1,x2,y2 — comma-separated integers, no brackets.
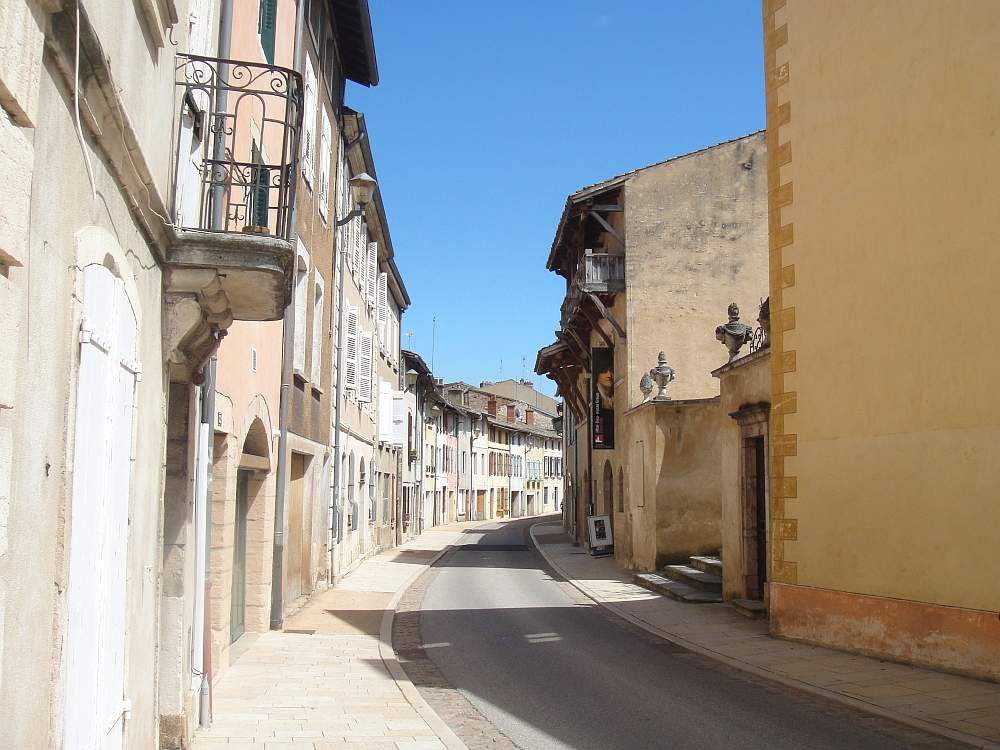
525,408,534,426
487,397,497,417
506,404,516,422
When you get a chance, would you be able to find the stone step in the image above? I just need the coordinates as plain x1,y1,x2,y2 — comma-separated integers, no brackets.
689,555,723,577
662,564,723,592
633,572,723,604
731,598,768,620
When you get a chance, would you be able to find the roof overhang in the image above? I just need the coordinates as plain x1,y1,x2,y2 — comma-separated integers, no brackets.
545,176,627,274
330,0,379,86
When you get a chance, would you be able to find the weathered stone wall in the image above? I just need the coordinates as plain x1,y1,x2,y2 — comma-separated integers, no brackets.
624,132,768,405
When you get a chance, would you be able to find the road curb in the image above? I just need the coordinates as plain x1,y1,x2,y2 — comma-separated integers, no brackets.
528,521,998,750
376,532,472,750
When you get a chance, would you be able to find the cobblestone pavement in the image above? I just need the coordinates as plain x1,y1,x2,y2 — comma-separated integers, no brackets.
191,521,492,750
532,520,1000,750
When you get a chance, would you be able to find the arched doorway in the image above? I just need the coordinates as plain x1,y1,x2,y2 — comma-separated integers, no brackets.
231,418,271,643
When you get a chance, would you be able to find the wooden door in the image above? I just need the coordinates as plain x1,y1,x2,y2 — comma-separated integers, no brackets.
230,470,250,642
476,490,485,517
64,265,137,750
743,435,768,600
286,453,306,604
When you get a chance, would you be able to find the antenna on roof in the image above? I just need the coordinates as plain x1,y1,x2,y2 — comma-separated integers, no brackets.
405,330,414,349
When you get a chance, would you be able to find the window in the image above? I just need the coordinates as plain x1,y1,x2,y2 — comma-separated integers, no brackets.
343,305,358,390
376,272,388,345
258,0,277,64
358,331,373,402
347,452,357,529
310,277,324,383
293,245,309,373
301,57,316,185
318,109,331,220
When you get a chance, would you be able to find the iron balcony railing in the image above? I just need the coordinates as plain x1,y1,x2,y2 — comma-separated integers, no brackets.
174,53,303,240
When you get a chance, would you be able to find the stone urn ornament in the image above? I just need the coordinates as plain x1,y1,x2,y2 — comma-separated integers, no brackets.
639,371,654,402
650,351,675,401
716,302,753,362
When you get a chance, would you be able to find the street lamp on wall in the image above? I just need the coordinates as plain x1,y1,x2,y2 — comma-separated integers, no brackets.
335,172,377,227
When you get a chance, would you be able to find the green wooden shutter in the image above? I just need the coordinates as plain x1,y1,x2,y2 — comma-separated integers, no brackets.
258,0,277,64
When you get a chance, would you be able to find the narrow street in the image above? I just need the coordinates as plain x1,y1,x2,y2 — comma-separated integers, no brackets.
398,517,955,750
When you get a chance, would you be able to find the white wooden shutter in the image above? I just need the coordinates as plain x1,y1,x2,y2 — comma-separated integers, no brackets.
378,381,393,442
301,58,316,185
376,272,387,345
344,305,358,390
310,278,324,383
391,391,406,446
358,331,373,403
64,265,137,750
352,218,365,277
366,242,377,308
318,109,331,220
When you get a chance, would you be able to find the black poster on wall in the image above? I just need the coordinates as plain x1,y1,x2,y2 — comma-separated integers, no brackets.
592,347,615,449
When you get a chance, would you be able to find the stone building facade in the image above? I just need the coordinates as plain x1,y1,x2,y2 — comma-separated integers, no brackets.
537,132,769,571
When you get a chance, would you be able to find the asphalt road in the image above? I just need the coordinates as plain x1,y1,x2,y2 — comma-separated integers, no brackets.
414,516,956,750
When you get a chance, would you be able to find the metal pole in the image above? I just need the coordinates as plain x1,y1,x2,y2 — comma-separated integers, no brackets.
270,0,307,631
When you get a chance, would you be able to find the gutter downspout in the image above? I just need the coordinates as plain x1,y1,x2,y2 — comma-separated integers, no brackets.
270,0,307,631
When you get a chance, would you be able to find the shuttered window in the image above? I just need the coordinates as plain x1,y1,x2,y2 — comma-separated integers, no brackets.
376,272,388,346
258,0,277,64
310,277,324,383
318,109,331,220
366,241,377,309
301,57,316,185
344,305,358,390
358,330,373,402
352,218,365,277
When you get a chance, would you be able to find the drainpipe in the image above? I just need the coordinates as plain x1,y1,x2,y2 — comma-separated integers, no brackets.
329,207,348,583
270,0,307,631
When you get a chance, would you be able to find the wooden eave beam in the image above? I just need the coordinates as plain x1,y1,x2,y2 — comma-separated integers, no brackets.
587,210,624,249
586,292,626,339
581,305,614,347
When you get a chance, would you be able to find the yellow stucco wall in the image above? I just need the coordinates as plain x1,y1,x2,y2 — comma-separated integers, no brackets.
766,1,1000,614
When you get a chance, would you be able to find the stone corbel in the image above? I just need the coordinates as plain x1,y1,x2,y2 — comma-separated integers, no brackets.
164,269,234,382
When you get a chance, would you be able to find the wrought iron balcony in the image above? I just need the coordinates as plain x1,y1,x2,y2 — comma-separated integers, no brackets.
173,53,303,239
164,54,304,332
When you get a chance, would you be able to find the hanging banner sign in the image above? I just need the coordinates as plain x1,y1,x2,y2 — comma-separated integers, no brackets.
592,347,615,449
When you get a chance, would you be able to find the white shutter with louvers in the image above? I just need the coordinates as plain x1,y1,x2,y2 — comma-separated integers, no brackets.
367,242,377,309
391,391,406,446
376,272,387,346
301,58,316,185
344,305,358,390
378,380,393,442
352,218,365,277
318,109,331,220
358,331,373,402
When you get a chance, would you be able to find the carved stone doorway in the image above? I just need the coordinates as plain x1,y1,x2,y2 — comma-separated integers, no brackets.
732,403,769,601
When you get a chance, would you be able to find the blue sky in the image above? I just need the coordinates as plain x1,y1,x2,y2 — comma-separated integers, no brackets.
349,2,765,395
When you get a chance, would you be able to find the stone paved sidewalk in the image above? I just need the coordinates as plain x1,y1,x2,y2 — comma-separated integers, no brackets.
531,521,1000,750
192,522,485,750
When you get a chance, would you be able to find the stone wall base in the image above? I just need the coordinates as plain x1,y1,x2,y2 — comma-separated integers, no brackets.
770,582,1000,683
